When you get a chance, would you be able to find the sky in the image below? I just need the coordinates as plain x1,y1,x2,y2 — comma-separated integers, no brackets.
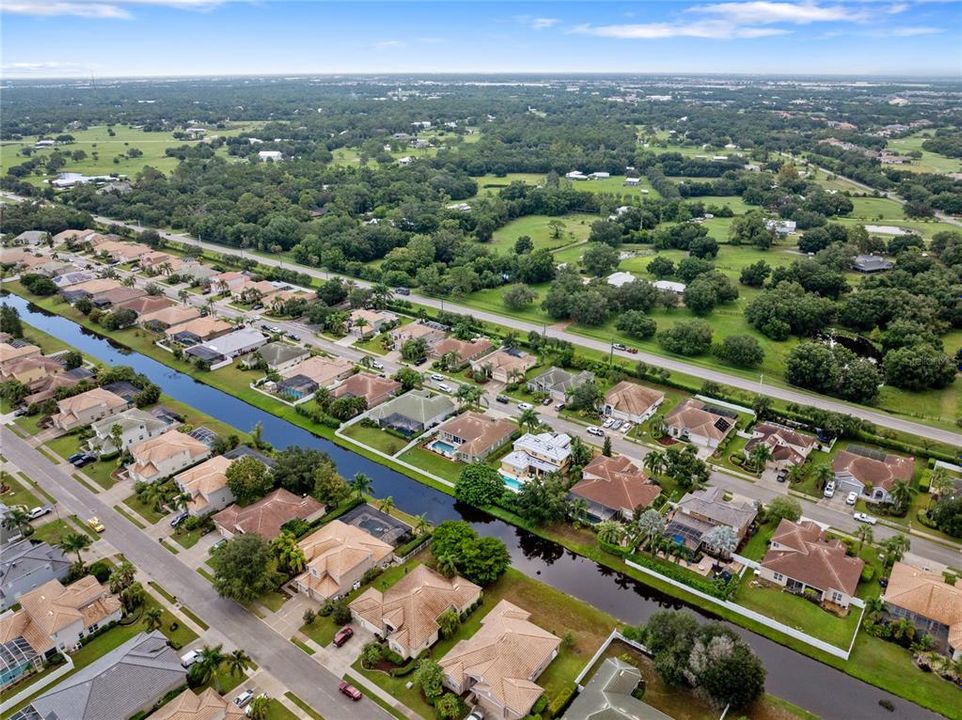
2,1,961,78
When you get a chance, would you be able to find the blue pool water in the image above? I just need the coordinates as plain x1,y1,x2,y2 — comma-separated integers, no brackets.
500,474,523,493
428,439,456,455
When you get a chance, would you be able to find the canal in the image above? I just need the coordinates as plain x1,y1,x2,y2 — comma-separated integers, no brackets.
2,294,942,720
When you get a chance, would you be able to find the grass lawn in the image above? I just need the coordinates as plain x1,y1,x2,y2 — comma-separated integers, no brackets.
740,520,777,561
0,472,42,509
566,175,663,200
284,692,324,719
734,577,861,649
342,422,409,456
14,412,48,437
31,518,77,546
354,333,390,355
141,595,199,648
258,590,289,613
397,445,464,483
171,526,208,549
123,493,166,525
471,172,549,196
486,213,598,252
264,699,302,720
885,133,962,175
356,565,617,719
44,433,118,490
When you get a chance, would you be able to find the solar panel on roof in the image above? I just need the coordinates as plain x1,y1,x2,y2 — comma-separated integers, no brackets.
714,417,731,432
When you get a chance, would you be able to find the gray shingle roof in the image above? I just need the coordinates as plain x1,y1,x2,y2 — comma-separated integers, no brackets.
0,540,71,609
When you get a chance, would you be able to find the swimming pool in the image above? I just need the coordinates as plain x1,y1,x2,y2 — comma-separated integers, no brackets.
428,439,457,456
500,474,523,493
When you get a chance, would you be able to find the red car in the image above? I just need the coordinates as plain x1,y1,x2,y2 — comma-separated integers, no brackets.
339,681,362,701
333,625,354,647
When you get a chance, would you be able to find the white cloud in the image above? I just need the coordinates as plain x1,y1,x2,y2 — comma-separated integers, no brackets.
689,1,870,25
1,61,87,71
887,25,943,35
373,40,406,49
3,0,227,19
530,17,559,30
572,20,791,40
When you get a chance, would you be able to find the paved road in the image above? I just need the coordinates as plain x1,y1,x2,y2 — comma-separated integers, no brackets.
2,191,959,446
1,426,391,720
77,212,962,448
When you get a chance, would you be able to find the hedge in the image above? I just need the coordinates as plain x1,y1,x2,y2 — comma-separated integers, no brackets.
547,683,577,718
627,552,736,600
395,530,432,559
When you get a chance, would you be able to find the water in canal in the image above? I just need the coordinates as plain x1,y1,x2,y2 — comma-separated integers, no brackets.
2,294,944,720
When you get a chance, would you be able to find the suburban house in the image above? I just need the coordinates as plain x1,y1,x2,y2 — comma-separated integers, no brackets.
500,432,572,483
51,229,98,246
0,540,71,611
293,520,394,601
164,316,233,346
606,271,637,288
213,488,324,540
665,487,757,554
138,251,184,275
255,342,310,373
470,347,537,383
744,422,818,469
140,305,201,331
439,599,560,720
127,429,211,484
853,254,894,273
0,342,41,373
832,447,915,505
349,308,396,337
2,356,64,386
368,389,456,436
114,295,173,318
429,337,495,369
432,411,517,463
390,322,447,348
23,370,90,407
174,455,237,516
150,688,246,720
87,408,171,455
50,387,130,432
60,278,122,303
350,565,482,659
9,632,185,720
664,399,736,449
209,271,249,296
282,355,355,389
882,561,962,660
602,381,665,424
0,576,122,676
90,286,147,309
188,327,268,363
10,231,48,246
758,519,864,609
527,367,595,403
100,241,152,263
331,373,402,409
569,454,661,522
230,279,279,303
564,657,672,720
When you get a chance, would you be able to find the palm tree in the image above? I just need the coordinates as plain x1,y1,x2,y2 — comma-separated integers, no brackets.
142,606,163,633
889,479,916,515
270,532,306,575
633,509,665,553
748,443,771,472
813,464,834,493
109,560,136,593
349,472,373,499
596,521,625,547
890,617,916,643
2,506,31,538
195,644,226,690
436,554,458,578
59,532,92,566
109,423,124,457
928,467,953,499
120,582,146,614
518,408,539,433
787,464,807,486
378,496,395,516
881,533,911,567
456,384,483,410
178,289,189,303
137,481,164,512
247,696,269,720
855,524,874,552
643,450,667,477
413,513,429,536
865,596,885,620
250,421,264,450
225,649,253,679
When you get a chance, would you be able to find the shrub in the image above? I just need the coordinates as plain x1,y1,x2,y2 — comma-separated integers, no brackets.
331,600,352,626
860,566,876,583
88,560,112,583
548,683,578,718
318,600,333,617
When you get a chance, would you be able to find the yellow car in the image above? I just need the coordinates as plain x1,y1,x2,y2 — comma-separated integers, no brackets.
87,517,105,533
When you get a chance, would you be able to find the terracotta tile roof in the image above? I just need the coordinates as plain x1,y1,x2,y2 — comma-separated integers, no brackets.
148,688,246,720
295,520,393,596
604,381,665,418
129,429,210,477
472,348,536,375
164,316,233,340
3,356,64,383
91,287,148,306
833,448,914,492
430,337,494,365
761,519,863,597
571,455,661,515
140,305,201,328
439,599,560,719
350,308,394,325
350,565,481,654
437,412,516,458
745,422,817,465
883,561,962,650
213,488,324,540
55,387,127,416
332,373,401,407
63,279,122,296
114,295,174,316
392,323,445,344
0,576,121,654
283,356,354,387
665,400,734,442
0,342,42,365
175,456,235,513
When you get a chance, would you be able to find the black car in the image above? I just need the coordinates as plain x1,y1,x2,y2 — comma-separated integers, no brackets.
496,395,509,404
395,287,411,296
70,453,96,467
170,511,188,527
67,452,87,464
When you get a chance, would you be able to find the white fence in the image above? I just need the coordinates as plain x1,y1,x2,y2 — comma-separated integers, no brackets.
0,653,75,715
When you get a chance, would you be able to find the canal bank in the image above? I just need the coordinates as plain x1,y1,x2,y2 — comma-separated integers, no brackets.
1,291,953,720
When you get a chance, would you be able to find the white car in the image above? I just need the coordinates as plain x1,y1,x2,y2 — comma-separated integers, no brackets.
28,505,52,520
180,650,200,668
853,512,878,525
587,426,605,437
620,423,632,434
845,491,859,506
371,360,384,370
431,373,445,382
517,402,533,411
823,481,836,498
438,383,452,393
602,418,614,428
234,690,254,708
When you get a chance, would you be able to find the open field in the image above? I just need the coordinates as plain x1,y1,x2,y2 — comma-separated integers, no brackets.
471,172,547,196
564,174,662,199
885,133,962,175
486,212,597,252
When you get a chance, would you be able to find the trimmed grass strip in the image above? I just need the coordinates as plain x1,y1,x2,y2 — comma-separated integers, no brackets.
179,605,209,630
284,692,324,719
113,504,147,529
290,637,316,656
342,674,405,720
